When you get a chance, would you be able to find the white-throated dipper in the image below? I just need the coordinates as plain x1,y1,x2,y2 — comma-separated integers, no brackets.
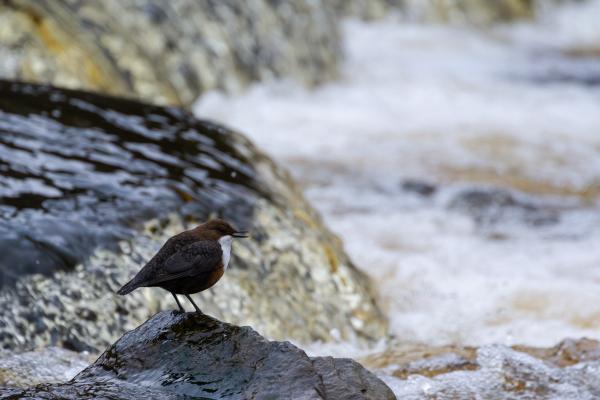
117,218,248,312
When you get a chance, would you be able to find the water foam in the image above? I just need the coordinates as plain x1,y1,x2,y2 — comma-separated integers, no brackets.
195,2,600,395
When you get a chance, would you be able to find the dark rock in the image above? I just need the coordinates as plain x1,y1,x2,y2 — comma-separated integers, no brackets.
1,311,396,399
0,381,182,399
0,80,259,287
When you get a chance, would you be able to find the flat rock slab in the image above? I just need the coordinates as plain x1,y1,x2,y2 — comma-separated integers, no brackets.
2,311,395,399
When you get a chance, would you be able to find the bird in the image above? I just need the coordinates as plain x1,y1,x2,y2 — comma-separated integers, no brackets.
117,218,248,313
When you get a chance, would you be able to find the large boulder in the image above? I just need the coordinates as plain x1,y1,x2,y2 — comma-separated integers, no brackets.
1,311,396,399
0,0,340,107
0,80,387,352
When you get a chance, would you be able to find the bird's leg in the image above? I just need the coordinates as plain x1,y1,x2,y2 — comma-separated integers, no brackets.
185,294,201,313
171,293,185,312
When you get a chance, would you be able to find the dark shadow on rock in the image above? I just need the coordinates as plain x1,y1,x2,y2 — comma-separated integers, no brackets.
1,311,395,399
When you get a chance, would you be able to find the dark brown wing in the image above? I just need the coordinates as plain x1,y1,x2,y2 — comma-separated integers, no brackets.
138,240,223,286
117,231,201,294
143,231,197,270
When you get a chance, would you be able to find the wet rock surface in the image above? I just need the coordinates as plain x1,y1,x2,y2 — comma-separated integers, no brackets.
0,81,387,352
362,339,600,399
1,311,396,399
0,79,260,287
0,0,340,107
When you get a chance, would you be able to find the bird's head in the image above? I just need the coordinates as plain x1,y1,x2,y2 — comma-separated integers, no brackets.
199,218,249,240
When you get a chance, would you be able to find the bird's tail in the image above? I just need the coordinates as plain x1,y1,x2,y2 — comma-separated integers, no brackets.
117,278,139,295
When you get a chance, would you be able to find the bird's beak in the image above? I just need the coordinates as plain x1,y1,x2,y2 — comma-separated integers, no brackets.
233,231,249,238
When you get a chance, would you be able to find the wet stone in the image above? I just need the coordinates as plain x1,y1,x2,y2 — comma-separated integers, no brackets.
0,311,396,399
0,80,260,287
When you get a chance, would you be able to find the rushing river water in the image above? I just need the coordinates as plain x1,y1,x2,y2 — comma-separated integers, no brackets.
195,0,600,355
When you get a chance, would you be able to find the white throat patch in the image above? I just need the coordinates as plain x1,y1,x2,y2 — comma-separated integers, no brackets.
219,235,233,269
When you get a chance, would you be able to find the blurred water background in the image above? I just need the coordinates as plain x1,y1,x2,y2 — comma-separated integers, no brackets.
196,0,600,349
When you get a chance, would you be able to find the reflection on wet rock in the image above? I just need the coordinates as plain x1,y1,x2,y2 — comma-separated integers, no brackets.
1,311,396,399
0,80,259,287
0,81,387,352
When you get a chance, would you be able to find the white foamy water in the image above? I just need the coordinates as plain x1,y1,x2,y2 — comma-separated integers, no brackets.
195,0,600,358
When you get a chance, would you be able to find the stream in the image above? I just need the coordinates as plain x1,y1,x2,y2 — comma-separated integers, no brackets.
195,1,600,396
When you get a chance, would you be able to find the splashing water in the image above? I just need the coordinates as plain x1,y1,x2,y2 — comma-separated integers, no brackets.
195,1,600,346
195,1,600,396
